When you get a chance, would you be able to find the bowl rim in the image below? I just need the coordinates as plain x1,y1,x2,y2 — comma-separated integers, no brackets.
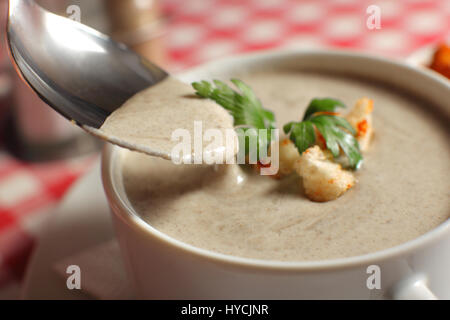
102,48,450,272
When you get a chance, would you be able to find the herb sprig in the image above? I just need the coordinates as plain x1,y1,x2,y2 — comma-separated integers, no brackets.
284,98,363,169
192,79,276,159
192,80,363,170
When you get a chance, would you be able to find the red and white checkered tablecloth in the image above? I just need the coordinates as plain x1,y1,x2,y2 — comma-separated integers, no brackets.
162,0,449,71
0,0,449,299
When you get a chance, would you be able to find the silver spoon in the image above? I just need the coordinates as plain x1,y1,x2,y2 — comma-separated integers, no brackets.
6,0,172,158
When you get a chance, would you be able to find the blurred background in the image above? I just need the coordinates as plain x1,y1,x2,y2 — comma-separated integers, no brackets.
0,0,448,299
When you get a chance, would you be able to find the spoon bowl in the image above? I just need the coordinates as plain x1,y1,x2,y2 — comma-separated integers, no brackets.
6,0,169,156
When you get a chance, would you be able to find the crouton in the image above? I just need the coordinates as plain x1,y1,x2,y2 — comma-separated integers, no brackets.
346,98,374,151
277,138,301,175
295,146,355,202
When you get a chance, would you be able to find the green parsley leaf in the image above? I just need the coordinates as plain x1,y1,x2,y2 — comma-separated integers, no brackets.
303,98,347,120
284,99,363,170
192,79,276,160
283,121,316,155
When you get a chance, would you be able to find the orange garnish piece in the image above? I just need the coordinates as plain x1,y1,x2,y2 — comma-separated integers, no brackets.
429,43,450,79
312,111,341,117
357,119,369,137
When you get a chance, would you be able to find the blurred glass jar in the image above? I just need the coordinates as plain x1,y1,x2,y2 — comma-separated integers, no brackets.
0,0,13,138
0,0,11,102
105,0,166,65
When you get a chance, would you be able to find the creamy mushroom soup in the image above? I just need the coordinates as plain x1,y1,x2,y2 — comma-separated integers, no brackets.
120,70,449,261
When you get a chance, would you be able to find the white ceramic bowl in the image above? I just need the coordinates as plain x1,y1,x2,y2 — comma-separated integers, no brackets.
102,50,450,299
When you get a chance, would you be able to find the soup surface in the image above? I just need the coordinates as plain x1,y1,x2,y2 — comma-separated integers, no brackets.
121,70,450,261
